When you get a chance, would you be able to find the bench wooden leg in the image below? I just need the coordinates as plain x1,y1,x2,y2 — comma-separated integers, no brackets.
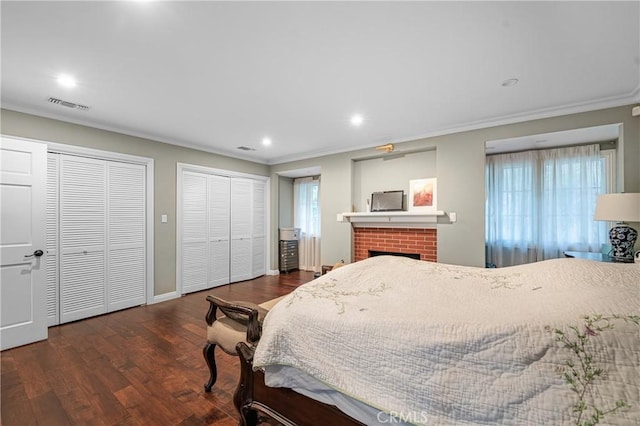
203,342,217,392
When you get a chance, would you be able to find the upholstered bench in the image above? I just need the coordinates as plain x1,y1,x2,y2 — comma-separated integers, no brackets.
203,294,286,392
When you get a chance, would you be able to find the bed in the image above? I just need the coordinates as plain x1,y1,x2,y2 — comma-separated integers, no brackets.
234,255,640,425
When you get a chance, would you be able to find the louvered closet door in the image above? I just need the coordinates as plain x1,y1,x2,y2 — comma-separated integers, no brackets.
209,175,230,287
251,180,266,278
107,162,146,311
46,154,60,326
230,178,252,282
182,172,209,293
59,155,107,323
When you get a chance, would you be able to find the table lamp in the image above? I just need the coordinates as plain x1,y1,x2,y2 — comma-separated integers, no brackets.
594,193,640,261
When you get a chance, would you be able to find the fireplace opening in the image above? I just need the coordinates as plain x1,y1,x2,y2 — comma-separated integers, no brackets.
369,250,420,260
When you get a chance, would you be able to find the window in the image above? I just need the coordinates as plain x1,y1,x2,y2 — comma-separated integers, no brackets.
294,177,321,271
486,144,614,267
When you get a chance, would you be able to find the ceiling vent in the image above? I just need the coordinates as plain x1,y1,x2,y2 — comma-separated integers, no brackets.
47,97,90,111
236,146,256,151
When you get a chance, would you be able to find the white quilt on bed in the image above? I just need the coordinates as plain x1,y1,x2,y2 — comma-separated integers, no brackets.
253,256,640,425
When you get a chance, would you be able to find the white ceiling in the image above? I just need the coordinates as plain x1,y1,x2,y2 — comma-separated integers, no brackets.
2,1,639,165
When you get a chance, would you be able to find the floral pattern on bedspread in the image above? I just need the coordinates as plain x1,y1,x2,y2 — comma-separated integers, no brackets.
286,277,389,314
553,314,640,425
254,256,640,425
427,262,524,289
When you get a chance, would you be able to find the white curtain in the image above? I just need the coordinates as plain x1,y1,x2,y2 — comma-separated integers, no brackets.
294,177,321,272
486,144,608,267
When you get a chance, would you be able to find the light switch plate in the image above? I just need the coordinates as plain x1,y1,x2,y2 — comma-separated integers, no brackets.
449,212,457,222
161,214,168,223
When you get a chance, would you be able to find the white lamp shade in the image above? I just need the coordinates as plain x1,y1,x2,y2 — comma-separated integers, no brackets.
594,193,640,222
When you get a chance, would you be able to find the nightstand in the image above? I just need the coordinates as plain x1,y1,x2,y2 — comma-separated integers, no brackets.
563,251,633,263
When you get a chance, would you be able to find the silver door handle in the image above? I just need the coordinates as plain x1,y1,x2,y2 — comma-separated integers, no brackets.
24,249,44,258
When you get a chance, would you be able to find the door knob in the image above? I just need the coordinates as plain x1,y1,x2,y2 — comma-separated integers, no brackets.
24,249,44,258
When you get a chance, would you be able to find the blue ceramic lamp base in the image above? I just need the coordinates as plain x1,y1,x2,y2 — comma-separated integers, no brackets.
609,223,638,261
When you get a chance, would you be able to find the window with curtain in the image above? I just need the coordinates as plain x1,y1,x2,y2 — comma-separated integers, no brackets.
485,144,613,267
294,176,321,272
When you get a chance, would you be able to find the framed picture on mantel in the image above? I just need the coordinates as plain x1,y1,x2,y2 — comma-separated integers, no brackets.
409,178,437,213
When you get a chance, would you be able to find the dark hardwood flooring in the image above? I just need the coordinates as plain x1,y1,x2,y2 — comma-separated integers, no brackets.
1,271,314,426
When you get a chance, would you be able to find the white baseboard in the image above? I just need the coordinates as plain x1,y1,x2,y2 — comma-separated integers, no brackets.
151,291,180,304
267,269,280,276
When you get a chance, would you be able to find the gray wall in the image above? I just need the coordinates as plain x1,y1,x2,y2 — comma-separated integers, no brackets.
3,104,639,293
270,154,353,267
1,109,269,296
270,104,640,269
278,176,294,228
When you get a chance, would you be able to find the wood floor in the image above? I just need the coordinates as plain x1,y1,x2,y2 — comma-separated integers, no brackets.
1,271,314,426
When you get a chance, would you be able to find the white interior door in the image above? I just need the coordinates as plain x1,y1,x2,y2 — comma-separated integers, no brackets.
0,137,48,351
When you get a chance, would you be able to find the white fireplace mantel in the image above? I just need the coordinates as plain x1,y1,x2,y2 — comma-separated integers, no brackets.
337,211,445,228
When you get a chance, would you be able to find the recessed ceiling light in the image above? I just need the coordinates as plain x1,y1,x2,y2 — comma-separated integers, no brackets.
501,78,519,87
57,74,76,88
350,114,364,127
262,137,272,146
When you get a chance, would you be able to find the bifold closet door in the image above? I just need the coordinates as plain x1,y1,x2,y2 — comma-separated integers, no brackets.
208,175,230,287
230,178,252,282
179,169,266,294
59,155,108,323
107,162,146,311
181,172,209,294
46,154,59,326
181,172,231,292
53,154,147,324
252,181,266,277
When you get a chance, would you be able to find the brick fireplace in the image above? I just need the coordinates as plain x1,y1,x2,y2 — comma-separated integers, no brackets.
353,227,437,262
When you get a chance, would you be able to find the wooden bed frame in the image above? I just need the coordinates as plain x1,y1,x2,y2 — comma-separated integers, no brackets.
234,342,365,426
